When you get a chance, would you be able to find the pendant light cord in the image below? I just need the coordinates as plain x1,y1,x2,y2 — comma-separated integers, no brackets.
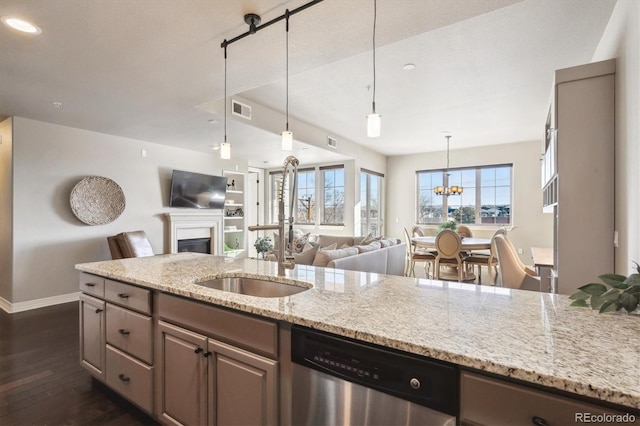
372,0,377,114
223,42,228,143
285,10,290,132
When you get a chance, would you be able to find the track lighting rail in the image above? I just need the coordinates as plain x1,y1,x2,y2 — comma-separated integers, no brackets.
220,0,324,49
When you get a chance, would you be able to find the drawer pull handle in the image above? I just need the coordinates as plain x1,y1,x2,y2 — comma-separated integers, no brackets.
117,293,129,299
532,416,548,426
194,347,203,354
85,283,96,287
118,329,130,335
203,351,212,358
95,308,103,314
118,373,130,382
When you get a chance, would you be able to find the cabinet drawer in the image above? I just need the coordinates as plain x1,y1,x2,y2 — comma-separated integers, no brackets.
106,303,153,364
105,280,151,314
79,272,105,298
460,371,629,426
158,293,278,359
106,345,153,414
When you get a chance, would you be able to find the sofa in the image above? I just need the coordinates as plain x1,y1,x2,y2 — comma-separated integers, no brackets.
267,232,406,276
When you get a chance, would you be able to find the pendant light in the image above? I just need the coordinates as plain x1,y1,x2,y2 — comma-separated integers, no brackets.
281,10,293,151
220,42,231,160
434,135,463,196
366,0,381,138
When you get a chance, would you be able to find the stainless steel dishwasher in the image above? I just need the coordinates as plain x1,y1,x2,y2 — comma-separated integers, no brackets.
291,326,458,425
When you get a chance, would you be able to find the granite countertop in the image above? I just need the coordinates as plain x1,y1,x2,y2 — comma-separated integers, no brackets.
76,253,640,409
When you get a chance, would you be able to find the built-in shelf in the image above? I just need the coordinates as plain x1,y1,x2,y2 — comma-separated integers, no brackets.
223,170,246,258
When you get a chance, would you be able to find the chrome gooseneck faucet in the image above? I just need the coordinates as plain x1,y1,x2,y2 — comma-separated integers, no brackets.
248,155,299,276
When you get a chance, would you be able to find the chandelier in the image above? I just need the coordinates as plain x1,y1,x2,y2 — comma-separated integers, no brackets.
434,135,463,196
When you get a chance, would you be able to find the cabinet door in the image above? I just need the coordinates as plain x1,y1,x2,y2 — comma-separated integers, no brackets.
208,338,278,426
157,321,208,426
79,294,105,379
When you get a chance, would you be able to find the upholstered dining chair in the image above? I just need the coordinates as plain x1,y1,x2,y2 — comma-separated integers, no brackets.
434,229,469,282
464,229,503,284
412,226,426,237
494,234,541,291
456,225,473,238
403,227,435,277
108,230,155,259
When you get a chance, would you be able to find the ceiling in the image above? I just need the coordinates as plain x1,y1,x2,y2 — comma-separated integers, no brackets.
0,0,616,167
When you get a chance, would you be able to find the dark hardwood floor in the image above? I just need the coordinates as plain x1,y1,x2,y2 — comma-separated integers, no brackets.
0,302,158,425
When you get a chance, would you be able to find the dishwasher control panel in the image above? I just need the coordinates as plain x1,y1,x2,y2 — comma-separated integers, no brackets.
291,325,459,417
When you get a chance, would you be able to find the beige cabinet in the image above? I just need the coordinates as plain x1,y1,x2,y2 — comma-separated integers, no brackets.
542,59,616,295
79,274,155,414
157,294,278,426
460,371,630,426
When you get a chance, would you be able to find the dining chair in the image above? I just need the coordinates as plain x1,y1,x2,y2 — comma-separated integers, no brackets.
403,227,435,277
434,230,469,282
464,229,502,284
456,225,473,238
412,226,426,237
494,234,541,291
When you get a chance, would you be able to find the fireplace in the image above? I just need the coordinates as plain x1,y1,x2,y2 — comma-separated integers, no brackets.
177,237,211,254
165,212,223,255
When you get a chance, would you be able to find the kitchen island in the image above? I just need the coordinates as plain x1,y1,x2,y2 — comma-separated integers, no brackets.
76,253,640,424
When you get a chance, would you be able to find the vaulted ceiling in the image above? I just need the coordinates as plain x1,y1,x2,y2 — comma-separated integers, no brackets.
0,0,616,166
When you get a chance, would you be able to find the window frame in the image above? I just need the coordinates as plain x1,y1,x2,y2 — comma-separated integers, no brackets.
320,165,345,226
415,163,513,226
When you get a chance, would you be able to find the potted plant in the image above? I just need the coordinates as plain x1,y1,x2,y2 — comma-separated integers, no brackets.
254,236,273,259
437,219,458,233
570,262,640,314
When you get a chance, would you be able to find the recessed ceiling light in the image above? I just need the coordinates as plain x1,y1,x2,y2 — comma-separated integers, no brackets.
1,16,42,34
402,63,416,71
209,144,220,150
208,119,219,124
53,101,62,108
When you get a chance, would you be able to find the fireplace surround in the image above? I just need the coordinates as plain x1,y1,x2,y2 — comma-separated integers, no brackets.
165,212,223,255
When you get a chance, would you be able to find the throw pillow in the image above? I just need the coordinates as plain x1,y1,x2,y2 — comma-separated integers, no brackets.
355,244,378,253
321,242,338,250
361,234,382,245
291,232,310,253
292,242,320,265
379,239,391,248
312,246,359,267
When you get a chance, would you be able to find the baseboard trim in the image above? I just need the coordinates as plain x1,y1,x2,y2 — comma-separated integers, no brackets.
0,292,81,314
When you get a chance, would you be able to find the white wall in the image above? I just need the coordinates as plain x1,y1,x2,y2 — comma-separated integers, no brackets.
386,140,554,263
592,0,640,274
10,117,246,305
0,118,13,303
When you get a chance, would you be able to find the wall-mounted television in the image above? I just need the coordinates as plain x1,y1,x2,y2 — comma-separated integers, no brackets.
169,170,227,209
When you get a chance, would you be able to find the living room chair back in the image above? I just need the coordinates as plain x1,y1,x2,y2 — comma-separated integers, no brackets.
494,234,541,291
108,230,155,259
456,225,473,238
434,230,468,281
403,227,435,277
412,226,426,237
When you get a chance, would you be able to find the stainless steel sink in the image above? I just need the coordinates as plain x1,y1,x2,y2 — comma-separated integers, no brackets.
196,277,309,298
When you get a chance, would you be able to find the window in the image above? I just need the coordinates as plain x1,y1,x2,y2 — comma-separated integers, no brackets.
321,165,345,225
416,164,512,225
296,168,315,224
361,169,384,236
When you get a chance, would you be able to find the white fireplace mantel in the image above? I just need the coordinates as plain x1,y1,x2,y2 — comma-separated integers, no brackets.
165,212,224,255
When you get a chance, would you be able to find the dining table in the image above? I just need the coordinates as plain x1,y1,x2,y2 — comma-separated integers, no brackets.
411,236,492,282
412,236,492,251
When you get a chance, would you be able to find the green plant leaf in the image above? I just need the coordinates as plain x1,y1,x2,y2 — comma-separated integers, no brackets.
619,293,639,313
624,274,640,286
599,300,618,313
577,283,607,296
569,291,590,301
634,261,640,275
570,299,589,308
590,294,605,309
622,284,640,295
599,274,628,288
601,287,621,300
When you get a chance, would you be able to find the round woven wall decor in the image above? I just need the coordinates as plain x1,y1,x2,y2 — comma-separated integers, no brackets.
70,176,126,225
